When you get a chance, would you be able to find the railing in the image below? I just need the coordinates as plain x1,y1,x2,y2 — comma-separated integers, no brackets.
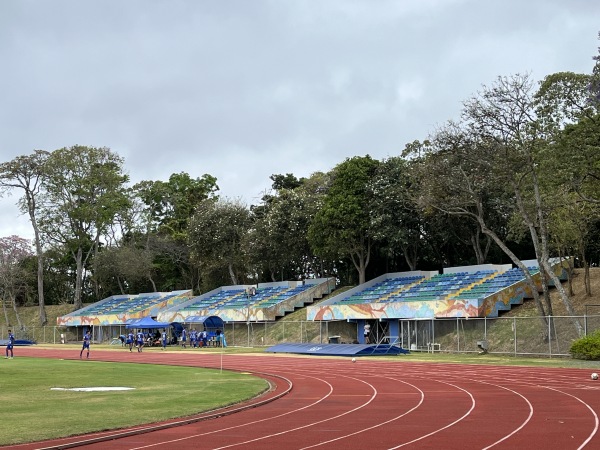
2,315,599,358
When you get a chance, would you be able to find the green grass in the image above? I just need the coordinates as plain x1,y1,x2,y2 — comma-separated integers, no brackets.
0,357,267,446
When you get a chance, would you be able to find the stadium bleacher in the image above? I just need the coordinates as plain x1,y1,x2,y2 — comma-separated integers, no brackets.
331,267,542,306
180,285,313,311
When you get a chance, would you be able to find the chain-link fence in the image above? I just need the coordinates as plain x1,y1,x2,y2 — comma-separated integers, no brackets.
1,315,599,357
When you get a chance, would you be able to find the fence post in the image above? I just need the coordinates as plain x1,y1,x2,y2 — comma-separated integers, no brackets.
456,317,460,352
548,316,552,358
484,317,487,339
513,317,517,356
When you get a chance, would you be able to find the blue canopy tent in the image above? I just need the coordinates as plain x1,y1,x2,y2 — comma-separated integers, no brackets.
125,317,172,329
181,315,224,329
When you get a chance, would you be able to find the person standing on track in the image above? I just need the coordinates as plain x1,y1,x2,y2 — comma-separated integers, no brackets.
136,331,145,352
363,322,371,344
80,330,91,359
161,329,168,350
5,329,15,359
126,331,134,352
180,327,187,349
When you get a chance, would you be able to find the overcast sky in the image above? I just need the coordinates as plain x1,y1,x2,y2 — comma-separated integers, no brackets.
1,0,599,240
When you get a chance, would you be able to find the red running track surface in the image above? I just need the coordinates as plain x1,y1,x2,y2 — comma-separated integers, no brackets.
8,347,600,450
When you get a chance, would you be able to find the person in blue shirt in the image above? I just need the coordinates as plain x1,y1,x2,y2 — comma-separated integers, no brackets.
80,330,91,359
190,329,197,348
126,331,134,352
180,328,187,348
161,329,167,350
136,331,145,352
5,329,15,359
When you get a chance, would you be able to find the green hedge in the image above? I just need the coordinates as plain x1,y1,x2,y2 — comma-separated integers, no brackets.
570,330,600,360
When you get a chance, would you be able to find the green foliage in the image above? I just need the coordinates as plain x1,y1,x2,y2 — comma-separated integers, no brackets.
134,172,219,238
308,156,380,283
247,174,324,282
570,330,600,360
188,198,251,287
40,146,131,308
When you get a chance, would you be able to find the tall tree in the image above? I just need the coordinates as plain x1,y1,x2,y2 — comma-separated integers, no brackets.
535,70,600,292
188,198,251,287
134,172,219,237
0,235,33,330
133,172,219,292
247,175,321,282
0,150,49,325
417,121,555,338
308,156,380,284
39,146,130,309
369,157,423,271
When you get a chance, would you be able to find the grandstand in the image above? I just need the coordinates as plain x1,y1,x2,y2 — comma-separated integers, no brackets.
56,290,194,328
307,261,563,322
56,279,336,333
306,259,568,346
158,279,335,323
55,259,568,348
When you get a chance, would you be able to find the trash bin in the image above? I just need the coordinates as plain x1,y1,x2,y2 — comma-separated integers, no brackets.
328,336,340,344
477,340,488,353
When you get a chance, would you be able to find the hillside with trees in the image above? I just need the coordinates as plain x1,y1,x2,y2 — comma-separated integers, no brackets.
0,34,599,330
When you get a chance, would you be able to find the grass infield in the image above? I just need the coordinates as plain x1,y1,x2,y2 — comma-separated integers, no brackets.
0,357,268,446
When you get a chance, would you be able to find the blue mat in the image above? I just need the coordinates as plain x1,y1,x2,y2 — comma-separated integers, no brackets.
0,339,36,346
265,343,409,356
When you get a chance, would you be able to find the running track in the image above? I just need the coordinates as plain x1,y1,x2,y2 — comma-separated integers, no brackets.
9,347,600,450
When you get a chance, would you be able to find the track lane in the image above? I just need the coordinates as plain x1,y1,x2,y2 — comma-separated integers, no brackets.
9,347,600,450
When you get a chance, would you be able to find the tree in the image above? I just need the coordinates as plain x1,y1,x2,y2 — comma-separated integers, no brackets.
0,150,49,325
134,172,219,237
308,156,380,284
133,172,219,292
0,236,33,330
369,157,424,271
188,198,251,287
246,175,321,282
416,120,557,338
465,74,585,334
94,245,158,294
39,146,131,309
535,71,600,293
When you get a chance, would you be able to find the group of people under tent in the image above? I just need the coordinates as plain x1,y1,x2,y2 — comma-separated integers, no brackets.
178,327,226,348
115,327,226,352
71,323,229,360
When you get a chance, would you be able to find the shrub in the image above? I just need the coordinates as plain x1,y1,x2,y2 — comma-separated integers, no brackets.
570,330,600,360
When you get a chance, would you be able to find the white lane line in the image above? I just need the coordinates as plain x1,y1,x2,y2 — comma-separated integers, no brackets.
299,376,425,449
210,375,379,450
128,373,334,449
386,379,476,449
543,385,599,450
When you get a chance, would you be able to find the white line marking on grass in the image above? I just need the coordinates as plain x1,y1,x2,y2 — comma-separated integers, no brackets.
51,387,135,392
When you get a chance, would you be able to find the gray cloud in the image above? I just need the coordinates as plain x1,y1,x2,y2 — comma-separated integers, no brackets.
1,0,598,238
